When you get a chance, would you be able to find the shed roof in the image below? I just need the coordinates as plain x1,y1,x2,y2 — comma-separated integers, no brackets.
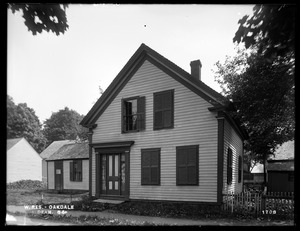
267,159,294,171
46,142,89,161
7,138,23,151
40,140,75,159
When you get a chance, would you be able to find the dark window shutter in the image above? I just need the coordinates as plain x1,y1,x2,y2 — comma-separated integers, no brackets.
177,145,199,185
238,156,242,183
141,149,160,185
137,96,146,131
227,148,233,185
70,161,73,181
154,90,174,129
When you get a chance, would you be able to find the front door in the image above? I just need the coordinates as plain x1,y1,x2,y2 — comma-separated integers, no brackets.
54,161,63,191
99,152,126,197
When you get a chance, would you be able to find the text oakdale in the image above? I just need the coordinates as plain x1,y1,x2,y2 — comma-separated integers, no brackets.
24,204,74,210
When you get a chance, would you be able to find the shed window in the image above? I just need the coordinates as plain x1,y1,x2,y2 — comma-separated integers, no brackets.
70,160,82,182
153,90,174,130
122,96,145,132
227,148,233,185
238,155,242,183
141,148,160,185
176,145,199,185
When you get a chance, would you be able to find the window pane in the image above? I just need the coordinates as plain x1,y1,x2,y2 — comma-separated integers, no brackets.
109,181,112,190
154,94,163,110
115,155,119,177
177,151,186,166
150,151,158,165
162,91,172,109
142,152,150,166
101,155,106,191
109,155,112,176
115,181,119,190
121,154,125,193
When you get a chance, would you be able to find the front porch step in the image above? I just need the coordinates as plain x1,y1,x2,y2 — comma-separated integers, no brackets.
93,199,124,204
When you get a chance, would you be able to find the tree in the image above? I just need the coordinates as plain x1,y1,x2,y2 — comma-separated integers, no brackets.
43,107,88,146
233,4,295,62
214,49,294,184
8,3,69,35
7,95,47,153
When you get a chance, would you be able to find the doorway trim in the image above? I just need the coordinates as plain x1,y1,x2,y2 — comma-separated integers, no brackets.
91,141,134,200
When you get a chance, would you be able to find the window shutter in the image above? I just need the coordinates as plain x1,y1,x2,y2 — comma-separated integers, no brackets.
141,149,160,185
141,151,150,185
70,161,73,181
154,94,163,129
238,156,242,183
227,148,232,185
78,160,82,181
177,148,187,185
187,147,197,184
137,96,146,131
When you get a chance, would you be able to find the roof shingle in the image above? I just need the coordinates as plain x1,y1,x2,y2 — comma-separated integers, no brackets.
46,142,89,161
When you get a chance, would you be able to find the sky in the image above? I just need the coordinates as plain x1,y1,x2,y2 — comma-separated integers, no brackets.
7,4,255,124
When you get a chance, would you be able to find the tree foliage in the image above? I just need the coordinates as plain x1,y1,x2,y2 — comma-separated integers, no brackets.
7,95,47,153
43,107,88,146
8,3,69,35
233,4,295,62
214,48,294,164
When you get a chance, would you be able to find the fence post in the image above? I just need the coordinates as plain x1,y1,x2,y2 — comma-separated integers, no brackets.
231,191,234,213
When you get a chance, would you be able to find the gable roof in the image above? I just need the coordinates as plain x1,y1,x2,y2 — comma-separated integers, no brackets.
7,138,23,151
80,43,247,139
267,159,294,171
80,43,231,126
46,141,89,161
40,140,75,159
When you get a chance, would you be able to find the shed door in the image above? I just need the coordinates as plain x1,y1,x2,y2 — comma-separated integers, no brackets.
55,161,63,191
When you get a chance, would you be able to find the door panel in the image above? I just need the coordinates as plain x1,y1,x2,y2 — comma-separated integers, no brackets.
107,154,120,195
55,161,63,191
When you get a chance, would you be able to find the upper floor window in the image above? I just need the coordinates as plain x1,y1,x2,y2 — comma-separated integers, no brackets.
153,90,174,130
70,160,82,182
122,96,145,132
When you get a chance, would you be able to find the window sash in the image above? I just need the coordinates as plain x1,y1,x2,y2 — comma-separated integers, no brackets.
122,97,145,132
70,160,82,182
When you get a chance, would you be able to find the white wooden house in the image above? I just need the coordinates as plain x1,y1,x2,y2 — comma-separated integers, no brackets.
46,141,89,192
80,44,248,204
7,138,42,183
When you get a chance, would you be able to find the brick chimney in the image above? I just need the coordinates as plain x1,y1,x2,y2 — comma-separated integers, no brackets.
190,60,202,81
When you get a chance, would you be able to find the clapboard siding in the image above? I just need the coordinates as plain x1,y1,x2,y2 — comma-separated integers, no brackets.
91,60,219,202
223,119,243,194
63,160,89,190
47,161,54,189
7,138,42,183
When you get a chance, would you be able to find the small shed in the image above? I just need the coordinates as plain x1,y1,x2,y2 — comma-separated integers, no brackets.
267,159,294,192
40,140,75,185
7,137,42,183
46,141,89,192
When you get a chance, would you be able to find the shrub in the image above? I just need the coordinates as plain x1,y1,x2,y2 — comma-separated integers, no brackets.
7,180,45,190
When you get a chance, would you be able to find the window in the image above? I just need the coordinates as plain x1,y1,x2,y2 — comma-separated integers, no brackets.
122,96,145,132
70,160,82,182
238,155,242,183
227,148,233,185
288,172,294,182
141,148,160,185
176,145,199,185
153,90,174,130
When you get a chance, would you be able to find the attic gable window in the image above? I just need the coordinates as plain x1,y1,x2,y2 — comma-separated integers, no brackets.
122,96,145,133
70,160,82,182
153,89,174,130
